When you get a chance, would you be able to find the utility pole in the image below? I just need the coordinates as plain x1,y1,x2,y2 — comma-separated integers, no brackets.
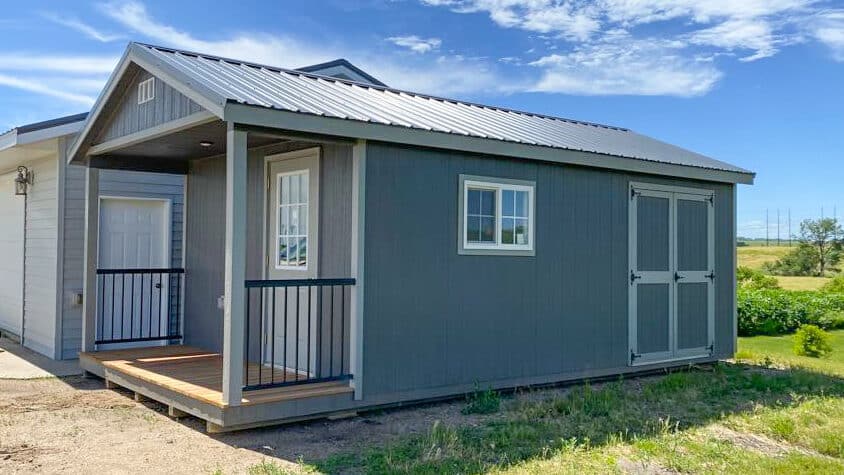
777,209,781,246
788,209,792,246
766,208,769,246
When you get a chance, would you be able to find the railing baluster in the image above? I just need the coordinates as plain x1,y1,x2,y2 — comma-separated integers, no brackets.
282,287,288,383
317,285,322,379
110,274,116,340
271,287,277,386
245,287,251,387
258,287,264,387
307,284,311,381
329,285,334,378
129,273,135,340
340,285,345,375
98,275,104,343
295,285,300,381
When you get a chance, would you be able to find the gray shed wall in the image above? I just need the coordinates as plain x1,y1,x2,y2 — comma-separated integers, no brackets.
360,142,735,400
182,143,353,352
60,165,184,359
97,68,203,144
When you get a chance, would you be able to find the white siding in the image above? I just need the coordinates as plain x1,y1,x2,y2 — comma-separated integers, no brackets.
23,155,59,357
0,172,25,335
60,166,184,359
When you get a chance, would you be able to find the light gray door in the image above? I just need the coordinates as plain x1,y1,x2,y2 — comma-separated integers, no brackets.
265,148,320,375
674,193,715,358
629,190,674,364
629,184,714,365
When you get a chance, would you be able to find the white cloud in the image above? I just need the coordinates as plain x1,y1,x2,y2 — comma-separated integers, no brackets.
813,10,844,61
99,1,514,96
529,37,722,96
0,73,96,106
387,35,442,53
688,18,780,62
42,13,124,42
0,54,118,74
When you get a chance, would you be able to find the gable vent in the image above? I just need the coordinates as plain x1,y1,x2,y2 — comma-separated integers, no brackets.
138,77,155,104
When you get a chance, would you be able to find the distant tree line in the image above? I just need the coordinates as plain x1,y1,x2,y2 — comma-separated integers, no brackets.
765,218,843,277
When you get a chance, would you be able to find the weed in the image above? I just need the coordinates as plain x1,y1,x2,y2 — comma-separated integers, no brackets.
463,384,501,415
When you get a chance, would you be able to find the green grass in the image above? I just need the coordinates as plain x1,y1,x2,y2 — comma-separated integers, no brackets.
736,330,844,376
247,332,844,474
738,245,793,270
775,276,830,291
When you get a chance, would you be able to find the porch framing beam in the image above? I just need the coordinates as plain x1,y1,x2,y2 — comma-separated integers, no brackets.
221,122,248,406
81,167,100,353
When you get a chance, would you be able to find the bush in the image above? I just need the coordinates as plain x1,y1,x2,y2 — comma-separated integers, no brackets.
764,243,819,276
737,288,844,336
793,324,833,358
821,275,844,294
737,266,780,290
462,384,500,415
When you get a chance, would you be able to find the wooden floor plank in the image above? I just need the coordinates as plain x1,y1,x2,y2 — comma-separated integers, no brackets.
80,345,353,408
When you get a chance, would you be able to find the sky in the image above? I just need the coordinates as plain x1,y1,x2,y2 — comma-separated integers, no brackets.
1,0,843,239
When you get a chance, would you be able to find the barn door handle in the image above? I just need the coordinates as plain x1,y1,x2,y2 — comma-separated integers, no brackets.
155,283,162,289
674,272,685,281
630,270,642,285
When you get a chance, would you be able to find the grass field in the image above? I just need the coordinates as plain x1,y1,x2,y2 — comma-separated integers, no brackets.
737,246,829,290
251,331,844,474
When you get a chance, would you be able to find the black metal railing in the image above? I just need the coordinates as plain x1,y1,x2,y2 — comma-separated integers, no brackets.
243,278,355,391
95,268,184,345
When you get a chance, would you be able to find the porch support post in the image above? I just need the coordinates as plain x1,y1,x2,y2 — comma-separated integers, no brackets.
81,167,99,353
350,139,366,400
222,123,247,407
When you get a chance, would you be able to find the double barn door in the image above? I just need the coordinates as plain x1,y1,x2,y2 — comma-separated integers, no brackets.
629,183,715,365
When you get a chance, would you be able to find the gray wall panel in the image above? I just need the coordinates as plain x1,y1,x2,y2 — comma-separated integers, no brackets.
637,196,670,271
362,142,736,400
98,68,203,143
677,282,708,349
636,284,670,354
677,199,709,271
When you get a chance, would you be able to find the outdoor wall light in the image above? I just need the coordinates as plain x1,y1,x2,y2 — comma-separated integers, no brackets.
14,166,32,196
199,140,214,148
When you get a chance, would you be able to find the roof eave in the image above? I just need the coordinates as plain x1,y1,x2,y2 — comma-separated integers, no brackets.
68,42,227,165
224,102,755,185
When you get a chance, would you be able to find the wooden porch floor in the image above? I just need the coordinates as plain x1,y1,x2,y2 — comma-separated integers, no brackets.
79,345,353,408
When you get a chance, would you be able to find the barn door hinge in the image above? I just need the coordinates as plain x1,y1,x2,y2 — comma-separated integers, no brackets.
705,271,715,281
706,343,714,355
630,188,640,200
630,349,642,364
706,194,714,205
266,174,271,191
630,270,642,285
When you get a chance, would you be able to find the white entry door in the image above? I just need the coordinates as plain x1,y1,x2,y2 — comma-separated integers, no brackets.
629,183,715,365
98,198,170,346
0,172,24,336
264,148,320,376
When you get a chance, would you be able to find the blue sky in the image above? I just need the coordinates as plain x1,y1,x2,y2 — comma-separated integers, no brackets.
1,0,843,238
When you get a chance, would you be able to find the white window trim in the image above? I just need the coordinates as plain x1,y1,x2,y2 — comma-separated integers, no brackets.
275,168,310,271
458,174,536,256
137,77,155,104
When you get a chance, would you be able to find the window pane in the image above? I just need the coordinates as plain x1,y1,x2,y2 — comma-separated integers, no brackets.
480,190,495,216
501,217,515,244
467,189,480,215
278,239,288,266
502,189,514,216
281,175,290,204
298,237,307,266
290,175,300,205
300,204,308,234
466,216,481,242
300,173,309,203
288,238,298,264
480,217,495,242
279,206,289,235
290,206,299,235
515,218,528,245
515,191,528,217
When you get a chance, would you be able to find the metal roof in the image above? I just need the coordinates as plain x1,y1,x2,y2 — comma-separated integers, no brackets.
2,112,88,137
127,43,753,178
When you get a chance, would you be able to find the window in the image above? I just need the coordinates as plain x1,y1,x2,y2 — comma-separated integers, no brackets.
459,175,535,255
276,170,309,269
137,77,155,104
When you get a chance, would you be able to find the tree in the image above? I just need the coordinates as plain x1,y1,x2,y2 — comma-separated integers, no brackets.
797,218,842,276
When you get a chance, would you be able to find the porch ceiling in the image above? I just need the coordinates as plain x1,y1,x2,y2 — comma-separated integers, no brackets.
89,121,286,173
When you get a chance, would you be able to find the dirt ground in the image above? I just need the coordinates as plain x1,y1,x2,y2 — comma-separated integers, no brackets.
0,375,490,474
